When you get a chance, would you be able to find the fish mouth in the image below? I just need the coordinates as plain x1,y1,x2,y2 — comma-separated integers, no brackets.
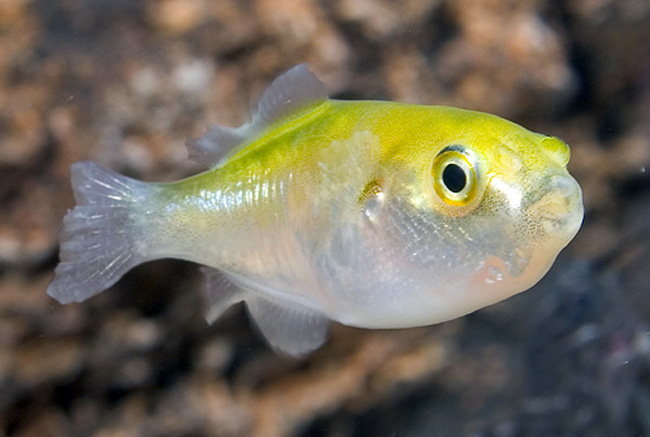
467,171,583,297
469,172,583,295
527,172,584,240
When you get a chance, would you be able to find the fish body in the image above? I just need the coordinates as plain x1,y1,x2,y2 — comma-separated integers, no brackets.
48,65,584,355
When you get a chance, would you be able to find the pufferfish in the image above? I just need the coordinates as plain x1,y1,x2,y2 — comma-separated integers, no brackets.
47,65,584,356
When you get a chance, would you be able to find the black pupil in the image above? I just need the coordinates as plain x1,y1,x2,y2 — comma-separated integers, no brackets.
442,163,466,193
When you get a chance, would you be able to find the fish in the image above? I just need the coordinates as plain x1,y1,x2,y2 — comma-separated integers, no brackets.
47,64,584,356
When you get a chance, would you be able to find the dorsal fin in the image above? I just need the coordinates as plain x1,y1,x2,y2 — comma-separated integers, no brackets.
187,64,328,168
252,63,328,127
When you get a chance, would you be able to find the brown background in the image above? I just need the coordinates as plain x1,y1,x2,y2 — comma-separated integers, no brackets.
1,0,649,436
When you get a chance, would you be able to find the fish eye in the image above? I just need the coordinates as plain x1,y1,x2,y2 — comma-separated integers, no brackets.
432,145,477,206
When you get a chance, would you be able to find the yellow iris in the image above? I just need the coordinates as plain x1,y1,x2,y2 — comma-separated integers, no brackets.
431,145,478,207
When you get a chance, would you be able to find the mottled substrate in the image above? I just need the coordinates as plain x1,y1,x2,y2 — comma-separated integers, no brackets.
1,0,649,436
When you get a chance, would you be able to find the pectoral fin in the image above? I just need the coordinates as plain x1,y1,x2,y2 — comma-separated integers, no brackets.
314,130,384,218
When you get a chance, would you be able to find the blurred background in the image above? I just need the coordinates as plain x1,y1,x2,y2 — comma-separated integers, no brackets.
1,0,650,435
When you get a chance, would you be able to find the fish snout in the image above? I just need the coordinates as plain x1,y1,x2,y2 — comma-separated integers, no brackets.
528,172,584,238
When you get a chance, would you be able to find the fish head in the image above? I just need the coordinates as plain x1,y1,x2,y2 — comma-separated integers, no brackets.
382,109,584,320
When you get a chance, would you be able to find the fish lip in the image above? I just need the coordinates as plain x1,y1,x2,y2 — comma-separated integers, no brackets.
490,173,583,282
527,172,584,237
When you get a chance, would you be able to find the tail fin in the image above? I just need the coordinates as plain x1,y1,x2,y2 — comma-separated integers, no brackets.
47,161,155,304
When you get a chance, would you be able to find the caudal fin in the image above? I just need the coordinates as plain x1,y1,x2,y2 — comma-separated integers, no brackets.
47,161,154,304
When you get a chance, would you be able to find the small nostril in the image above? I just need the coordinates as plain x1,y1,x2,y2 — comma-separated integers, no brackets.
541,137,571,167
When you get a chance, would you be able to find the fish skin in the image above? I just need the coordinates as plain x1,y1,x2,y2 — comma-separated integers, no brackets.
47,65,584,356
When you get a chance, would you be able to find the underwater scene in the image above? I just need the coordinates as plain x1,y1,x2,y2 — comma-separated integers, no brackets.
0,0,649,436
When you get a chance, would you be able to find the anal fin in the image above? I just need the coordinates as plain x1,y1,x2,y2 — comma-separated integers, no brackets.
246,295,329,357
201,268,329,357
201,267,246,323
